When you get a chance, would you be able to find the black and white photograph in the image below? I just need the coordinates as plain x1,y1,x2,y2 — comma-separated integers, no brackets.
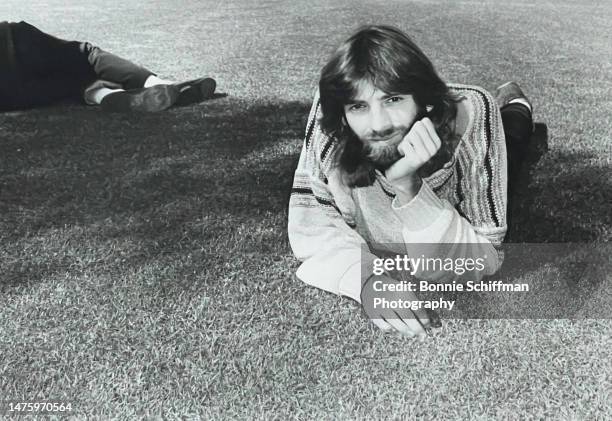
1,0,610,419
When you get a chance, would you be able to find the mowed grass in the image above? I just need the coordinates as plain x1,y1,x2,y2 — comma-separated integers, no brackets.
1,0,611,419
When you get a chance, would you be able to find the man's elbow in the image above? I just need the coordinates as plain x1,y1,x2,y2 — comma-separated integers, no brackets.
287,222,311,262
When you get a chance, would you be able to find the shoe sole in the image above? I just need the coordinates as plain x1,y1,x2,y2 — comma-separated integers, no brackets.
175,77,217,107
101,85,179,112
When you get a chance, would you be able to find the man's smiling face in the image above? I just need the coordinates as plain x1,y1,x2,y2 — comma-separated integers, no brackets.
343,79,421,168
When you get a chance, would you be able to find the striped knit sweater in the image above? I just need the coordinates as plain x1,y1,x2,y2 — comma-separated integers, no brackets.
288,84,508,302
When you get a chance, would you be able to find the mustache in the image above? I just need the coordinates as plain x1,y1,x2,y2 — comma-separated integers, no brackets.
364,112,427,142
363,127,407,142
362,121,416,142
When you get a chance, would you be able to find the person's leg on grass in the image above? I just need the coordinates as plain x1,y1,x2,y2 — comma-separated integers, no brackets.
85,44,217,107
4,21,173,111
1,21,97,109
495,81,548,235
85,44,153,90
10,21,96,81
83,78,179,112
2,21,217,111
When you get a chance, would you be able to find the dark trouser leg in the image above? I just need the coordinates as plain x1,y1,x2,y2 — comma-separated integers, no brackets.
8,21,155,110
12,76,93,109
11,21,95,79
83,44,154,90
500,103,533,232
8,21,97,108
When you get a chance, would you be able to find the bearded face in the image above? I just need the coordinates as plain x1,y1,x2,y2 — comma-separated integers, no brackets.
342,80,420,169
361,128,407,168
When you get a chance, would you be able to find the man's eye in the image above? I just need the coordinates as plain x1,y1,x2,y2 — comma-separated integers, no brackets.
387,96,403,103
348,104,365,112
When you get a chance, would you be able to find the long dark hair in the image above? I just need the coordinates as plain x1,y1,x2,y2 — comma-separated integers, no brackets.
319,25,461,187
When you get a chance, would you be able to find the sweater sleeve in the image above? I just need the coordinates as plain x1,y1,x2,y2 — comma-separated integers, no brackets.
390,87,508,282
288,91,377,302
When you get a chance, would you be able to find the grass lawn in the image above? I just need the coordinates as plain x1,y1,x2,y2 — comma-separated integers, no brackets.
1,0,611,419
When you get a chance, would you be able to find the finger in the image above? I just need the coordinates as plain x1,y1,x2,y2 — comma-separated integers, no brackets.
396,138,411,157
371,318,393,331
399,305,431,334
408,130,434,163
389,310,428,338
385,317,416,338
421,118,442,151
398,130,418,156
390,317,427,342
397,140,425,170
410,306,431,331
411,121,439,157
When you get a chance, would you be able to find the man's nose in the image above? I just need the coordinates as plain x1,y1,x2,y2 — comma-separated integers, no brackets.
370,107,392,134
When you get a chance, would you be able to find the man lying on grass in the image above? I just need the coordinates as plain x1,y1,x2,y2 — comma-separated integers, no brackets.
0,21,216,112
288,25,544,339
